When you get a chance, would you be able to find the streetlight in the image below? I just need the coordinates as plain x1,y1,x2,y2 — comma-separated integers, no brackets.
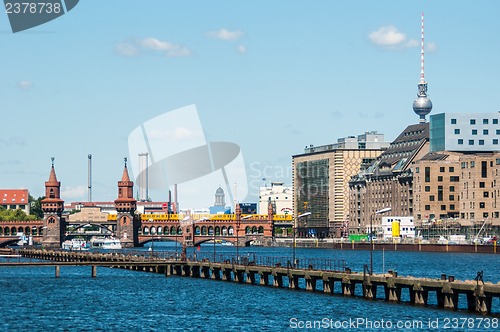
293,212,311,267
370,207,391,275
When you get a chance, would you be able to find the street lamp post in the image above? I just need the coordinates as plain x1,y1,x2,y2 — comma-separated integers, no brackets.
293,212,311,267
370,207,391,275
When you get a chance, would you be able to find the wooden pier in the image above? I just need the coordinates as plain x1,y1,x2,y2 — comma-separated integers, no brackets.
9,249,500,315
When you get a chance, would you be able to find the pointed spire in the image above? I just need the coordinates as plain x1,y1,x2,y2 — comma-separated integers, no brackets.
121,164,131,182
47,158,59,184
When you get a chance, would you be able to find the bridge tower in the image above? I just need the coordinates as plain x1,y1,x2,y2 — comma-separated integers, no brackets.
41,158,65,248
114,158,139,248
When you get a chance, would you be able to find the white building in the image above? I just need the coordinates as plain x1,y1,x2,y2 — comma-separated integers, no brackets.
259,182,292,214
430,112,500,152
380,216,415,239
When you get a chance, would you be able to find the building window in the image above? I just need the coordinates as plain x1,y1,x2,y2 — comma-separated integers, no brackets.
438,186,443,201
480,182,485,188
471,161,475,168
425,186,430,192
483,119,489,124
451,118,457,124
449,194,455,201
438,176,443,182
472,129,478,135
483,129,489,135
450,186,455,192
441,205,446,211
458,139,464,145
494,119,499,124
449,167,454,172
450,204,456,210
494,139,499,145
470,119,476,125
440,167,445,173
461,162,467,168
454,129,460,134
425,205,430,211
484,191,489,197
497,129,500,135
482,161,487,178
469,140,474,145
415,167,420,173
479,140,485,145
425,167,430,182
480,202,485,209
429,195,435,201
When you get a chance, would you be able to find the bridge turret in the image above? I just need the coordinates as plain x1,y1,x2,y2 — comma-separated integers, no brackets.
114,158,139,248
41,158,65,248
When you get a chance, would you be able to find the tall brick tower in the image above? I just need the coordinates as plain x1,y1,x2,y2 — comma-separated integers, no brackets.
41,158,65,248
114,158,138,248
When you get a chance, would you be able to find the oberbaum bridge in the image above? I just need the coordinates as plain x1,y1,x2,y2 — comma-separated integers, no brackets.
2,161,500,316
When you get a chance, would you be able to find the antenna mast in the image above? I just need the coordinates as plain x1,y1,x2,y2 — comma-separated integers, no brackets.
420,12,425,82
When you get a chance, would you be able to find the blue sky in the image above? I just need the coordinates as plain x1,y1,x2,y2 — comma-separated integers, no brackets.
2,1,500,209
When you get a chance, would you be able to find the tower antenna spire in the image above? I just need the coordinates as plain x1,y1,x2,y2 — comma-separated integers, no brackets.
420,12,425,82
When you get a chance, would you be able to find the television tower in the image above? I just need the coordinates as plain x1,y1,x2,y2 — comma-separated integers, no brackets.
412,12,433,123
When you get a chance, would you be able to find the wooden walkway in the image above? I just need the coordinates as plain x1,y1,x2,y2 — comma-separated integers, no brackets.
10,249,500,315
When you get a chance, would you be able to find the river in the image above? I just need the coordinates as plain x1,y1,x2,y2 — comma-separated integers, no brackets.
1,244,499,331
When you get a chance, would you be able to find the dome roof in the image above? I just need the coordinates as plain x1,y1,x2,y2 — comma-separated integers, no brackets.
215,187,224,195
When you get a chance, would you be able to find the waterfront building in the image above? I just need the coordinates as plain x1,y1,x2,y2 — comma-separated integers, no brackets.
258,182,292,215
349,124,429,234
380,216,415,239
0,189,30,214
293,132,389,237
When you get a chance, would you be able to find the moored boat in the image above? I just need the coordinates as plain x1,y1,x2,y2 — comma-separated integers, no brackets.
90,236,122,250
62,238,89,251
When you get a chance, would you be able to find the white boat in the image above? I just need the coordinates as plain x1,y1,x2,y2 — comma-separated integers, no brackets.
90,236,122,250
62,238,89,251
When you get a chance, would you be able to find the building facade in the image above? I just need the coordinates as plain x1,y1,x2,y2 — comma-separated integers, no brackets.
430,112,500,152
293,132,389,237
0,189,30,214
349,123,430,234
258,182,292,215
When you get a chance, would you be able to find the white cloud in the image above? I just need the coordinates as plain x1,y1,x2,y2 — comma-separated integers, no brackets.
369,26,406,46
206,28,244,41
17,80,33,90
237,45,247,54
62,185,86,199
115,37,192,58
369,26,435,51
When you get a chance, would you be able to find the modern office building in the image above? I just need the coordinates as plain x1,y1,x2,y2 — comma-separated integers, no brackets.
293,132,389,237
430,112,500,153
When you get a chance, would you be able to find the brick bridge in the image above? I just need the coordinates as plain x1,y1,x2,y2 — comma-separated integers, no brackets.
0,209,293,248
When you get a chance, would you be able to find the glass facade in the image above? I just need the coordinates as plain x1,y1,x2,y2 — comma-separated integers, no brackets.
430,113,445,152
296,160,329,228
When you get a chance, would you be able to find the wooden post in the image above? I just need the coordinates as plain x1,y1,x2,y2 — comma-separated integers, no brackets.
92,265,97,278
55,265,60,278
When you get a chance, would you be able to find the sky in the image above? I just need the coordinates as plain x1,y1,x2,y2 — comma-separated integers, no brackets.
2,0,500,210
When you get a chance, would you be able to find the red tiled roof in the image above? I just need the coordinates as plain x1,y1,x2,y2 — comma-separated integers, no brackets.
0,189,29,204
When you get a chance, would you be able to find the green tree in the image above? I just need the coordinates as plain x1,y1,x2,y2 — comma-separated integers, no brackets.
29,195,44,219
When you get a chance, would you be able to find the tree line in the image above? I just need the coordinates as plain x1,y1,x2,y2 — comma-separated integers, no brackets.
0,195,44,221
